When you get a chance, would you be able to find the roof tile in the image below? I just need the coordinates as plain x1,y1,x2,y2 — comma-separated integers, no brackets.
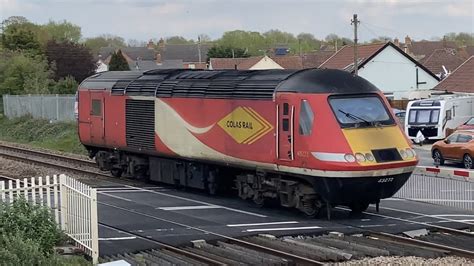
433,56,474,93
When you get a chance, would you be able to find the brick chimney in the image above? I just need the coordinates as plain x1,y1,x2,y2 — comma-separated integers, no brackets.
404,35,412,46
146,39,154,50
394,37,400,47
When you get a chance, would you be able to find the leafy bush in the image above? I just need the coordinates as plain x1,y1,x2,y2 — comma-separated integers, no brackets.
0,51,53,95
0,233,52,265
50,75,78,94
0,199,61,254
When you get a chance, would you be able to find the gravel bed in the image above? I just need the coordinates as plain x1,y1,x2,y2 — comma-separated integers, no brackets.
0,140,89,160
331,256,474,265
0,156,90,180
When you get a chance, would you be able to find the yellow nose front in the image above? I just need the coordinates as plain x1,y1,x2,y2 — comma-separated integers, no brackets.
342,125,414,165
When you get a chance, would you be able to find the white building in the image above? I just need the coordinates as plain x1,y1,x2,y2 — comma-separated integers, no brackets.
320,42,440,100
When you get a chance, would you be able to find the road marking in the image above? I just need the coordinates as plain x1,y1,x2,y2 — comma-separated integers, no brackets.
99,192,132,202
158,205,222,211
400,198,474,203
98,189,169,193
244,226,321,232
97,186,165,191
98,236,137,241
339,205,474,227
123,185,267,218
227,221,299,227
432,214,474,217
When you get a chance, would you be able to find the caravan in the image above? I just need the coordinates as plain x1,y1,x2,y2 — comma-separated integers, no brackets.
405,95,474,140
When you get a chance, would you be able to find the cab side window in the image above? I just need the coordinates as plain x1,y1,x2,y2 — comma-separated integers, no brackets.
299,100,314,136
91,99,102,116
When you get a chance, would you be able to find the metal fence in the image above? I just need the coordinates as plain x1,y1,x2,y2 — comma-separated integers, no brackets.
3,94,75,122
0,175,98,264
395,168,474,211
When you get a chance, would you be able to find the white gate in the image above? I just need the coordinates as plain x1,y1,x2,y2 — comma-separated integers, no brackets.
395,167,474,211
0,174,99,264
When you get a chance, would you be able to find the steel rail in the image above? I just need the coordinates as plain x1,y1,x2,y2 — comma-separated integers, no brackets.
99,223,227,266
369,231,474,259
0,151,111,179
98,201,324,265
0,143,96,167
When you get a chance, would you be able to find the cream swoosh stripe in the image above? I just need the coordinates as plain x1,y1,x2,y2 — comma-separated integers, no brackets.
155,98,275,167
153,98,415,178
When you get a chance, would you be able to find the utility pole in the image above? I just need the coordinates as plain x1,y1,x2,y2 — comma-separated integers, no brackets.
351,14,360,76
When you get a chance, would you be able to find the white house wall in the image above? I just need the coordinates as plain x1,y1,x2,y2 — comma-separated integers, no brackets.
250,56,283,70
358,45,439,99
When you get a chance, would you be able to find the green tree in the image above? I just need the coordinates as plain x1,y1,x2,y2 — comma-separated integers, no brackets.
166,36,193,44
207,46,249,61
43,20,82,43
325,34,353,49
263,29,297,46
50,75,78,94
0,51,53,95
369,36,392,43
1,23,42,55
84,34,126,55
444,32,474,46
108,50,130,71
290,33,322,54
45,40,96,83
218,30,266,56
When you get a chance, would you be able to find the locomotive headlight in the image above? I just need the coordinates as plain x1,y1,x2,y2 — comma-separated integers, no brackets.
355,153,366,162
365,153,375,162
399,149,408,159
406,148,415,158
344,154,356,163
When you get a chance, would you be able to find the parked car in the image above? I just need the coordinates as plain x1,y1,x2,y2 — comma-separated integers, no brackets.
431,130,474,169
456,117,474,131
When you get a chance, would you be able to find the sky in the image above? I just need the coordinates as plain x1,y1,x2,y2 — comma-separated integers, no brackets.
1,0,473,43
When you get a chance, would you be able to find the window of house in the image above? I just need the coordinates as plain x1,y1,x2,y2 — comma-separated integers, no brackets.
91,99,102,116
299,100,314,135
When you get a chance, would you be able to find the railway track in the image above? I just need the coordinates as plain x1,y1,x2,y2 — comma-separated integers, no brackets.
2,145,474,264
0,143,109,178
97,199,474,265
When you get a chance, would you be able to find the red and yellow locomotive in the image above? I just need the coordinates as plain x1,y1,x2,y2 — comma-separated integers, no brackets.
77,68,418,216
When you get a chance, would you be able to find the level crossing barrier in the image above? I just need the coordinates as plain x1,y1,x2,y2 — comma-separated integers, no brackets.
395,166,474,212
0,174,98,264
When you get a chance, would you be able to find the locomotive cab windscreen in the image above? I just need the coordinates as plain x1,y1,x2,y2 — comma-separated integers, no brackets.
329,94,395,128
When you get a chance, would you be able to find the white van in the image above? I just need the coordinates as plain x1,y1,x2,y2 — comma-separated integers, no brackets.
405,95,474,140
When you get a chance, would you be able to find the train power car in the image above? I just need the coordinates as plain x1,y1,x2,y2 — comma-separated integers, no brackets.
77,68,418,217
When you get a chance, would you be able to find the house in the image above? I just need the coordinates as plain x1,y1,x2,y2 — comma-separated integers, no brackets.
394,36,458,61
319,42,440,100
301,51,335,68
209,55,303,70
433,56,474,94
159,43,212,69
97,47,159,71
420,48,469,78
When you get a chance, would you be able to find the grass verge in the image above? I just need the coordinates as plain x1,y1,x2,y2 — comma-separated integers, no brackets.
0,116,86,155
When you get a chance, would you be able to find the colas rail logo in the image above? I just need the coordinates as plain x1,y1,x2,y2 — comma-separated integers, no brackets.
218,107,273,144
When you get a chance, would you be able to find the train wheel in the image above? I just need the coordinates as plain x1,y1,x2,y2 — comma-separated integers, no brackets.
349,202,369,214
110,168,123,178
253,193,265,208
301,200,322,218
